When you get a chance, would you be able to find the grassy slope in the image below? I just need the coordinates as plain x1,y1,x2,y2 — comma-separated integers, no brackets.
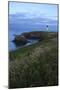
9,32,58,88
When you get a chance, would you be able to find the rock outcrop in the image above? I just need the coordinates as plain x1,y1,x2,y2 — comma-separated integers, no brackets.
13,35,27,46
13,31,58,46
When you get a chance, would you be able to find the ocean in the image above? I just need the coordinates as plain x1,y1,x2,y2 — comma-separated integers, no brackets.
9,16,58,51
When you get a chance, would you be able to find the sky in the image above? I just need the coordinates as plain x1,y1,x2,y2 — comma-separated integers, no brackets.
9,2,58,20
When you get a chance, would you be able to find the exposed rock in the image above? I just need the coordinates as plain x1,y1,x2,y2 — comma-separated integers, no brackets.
13,35,27,46
13,31,58,46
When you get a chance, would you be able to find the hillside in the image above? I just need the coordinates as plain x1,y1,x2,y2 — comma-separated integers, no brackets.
9,31,58,88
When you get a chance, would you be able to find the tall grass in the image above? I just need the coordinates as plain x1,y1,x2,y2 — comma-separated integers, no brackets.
9,35,58,88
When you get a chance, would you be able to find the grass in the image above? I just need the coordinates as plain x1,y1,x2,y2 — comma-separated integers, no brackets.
9,32,58,88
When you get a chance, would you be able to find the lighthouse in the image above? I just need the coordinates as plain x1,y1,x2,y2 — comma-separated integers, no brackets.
46,25,48,31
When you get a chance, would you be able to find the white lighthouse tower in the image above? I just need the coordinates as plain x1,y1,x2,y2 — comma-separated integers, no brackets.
46,25,48,31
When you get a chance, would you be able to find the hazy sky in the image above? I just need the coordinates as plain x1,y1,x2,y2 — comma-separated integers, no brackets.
9,2,58,20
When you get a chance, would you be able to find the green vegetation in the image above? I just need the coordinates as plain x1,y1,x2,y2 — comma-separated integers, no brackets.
9,31,58,88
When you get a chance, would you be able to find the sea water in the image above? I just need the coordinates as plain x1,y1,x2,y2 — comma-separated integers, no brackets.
9,16,58,51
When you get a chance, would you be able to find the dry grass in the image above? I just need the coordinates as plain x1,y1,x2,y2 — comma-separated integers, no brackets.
9,33,58,88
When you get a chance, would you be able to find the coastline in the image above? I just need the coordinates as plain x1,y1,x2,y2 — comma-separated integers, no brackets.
9,31,58,52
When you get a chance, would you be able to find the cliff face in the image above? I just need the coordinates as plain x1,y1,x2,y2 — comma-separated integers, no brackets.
22,32,41,39
13,35,27,46
13,31,58,46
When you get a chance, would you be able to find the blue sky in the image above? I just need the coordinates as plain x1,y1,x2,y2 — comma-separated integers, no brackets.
9,2,58,20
